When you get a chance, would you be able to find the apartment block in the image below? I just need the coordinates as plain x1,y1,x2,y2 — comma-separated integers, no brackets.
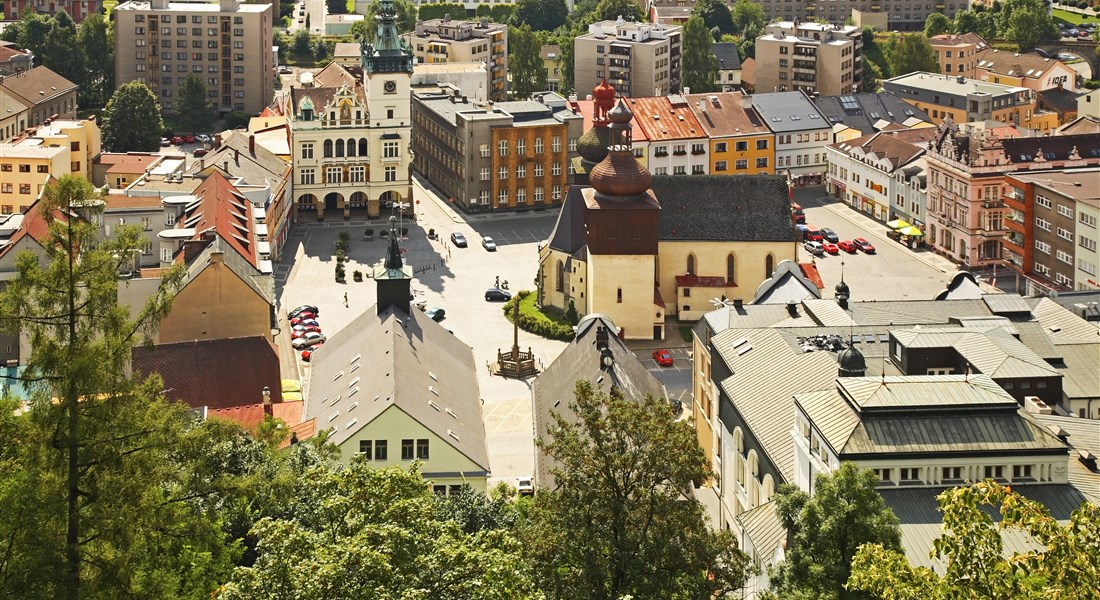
5,0,102,21
0,116,101,213
628,95,708,176
1005,169,1100,294
884,72,1060,133
0,66,79,131
929,32,988,79
976,49,1079,93
574,19,682,100
411,89,582,213
754,21,862,97
685,92,774,176
541,44,562,92
113,0,274,116
752,91,832,183
404,18,508,101
753,0,967,31
826,131,927,224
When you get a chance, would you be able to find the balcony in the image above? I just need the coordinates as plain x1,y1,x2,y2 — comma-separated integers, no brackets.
981,199,1004,209
1004,217,1025,235
1003,231,1025,252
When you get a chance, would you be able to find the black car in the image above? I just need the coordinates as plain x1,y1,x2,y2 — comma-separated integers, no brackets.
820,227,839,243
485,288,512,302
288,304,319,319
450,232,468,247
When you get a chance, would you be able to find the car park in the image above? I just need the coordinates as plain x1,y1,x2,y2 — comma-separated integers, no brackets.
288,305,319,319
820,227,839,243
450,232,467,247
803,241,825,255
171,136,184,145
853,238,876,254
822,242,839,255
837,240,858,254
652,349,674,366
482,236,497,251
484,288,511,302
291,331,326,348
425,307,446,322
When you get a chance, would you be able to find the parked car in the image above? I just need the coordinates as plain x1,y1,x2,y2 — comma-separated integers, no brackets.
450,232,467,247
837,240,858,254
291,331,327,348
820,227,839,243
803,241,825,256
160,138,171,147
853,238,876,254
425,307,446,322
484,288,511,302
482,236,497,251
193,148,208,158
517,476,534,496
652,349,674,367
290,317,319,327
288,305,319,319
171,136,184,145
196,134,211,143
822,242,839,255
181,134,195,144
277,65,292,74
804,227,823,242
291,325,321,338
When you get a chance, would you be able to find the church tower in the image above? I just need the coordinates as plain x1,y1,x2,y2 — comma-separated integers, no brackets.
374,216,412,314
361,0,415,217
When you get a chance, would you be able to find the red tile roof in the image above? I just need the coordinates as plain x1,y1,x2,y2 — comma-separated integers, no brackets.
96,152,161,174
0,45,32,61
131,336,283,410
174,171,257,268
104,192,164,210
0,199,68,258
676,274,730,288
799,262,825,290
627,96,706,141
569,98,651,142
207,400,303,432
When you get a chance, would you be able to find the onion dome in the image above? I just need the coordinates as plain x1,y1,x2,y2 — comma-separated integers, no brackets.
577,126,612,165
837,345,867,377
593,78,616,102
608,100,633,124
835,278,850,298
589,152,652,197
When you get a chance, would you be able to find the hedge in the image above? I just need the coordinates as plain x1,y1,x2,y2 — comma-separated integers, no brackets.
502,290,574,341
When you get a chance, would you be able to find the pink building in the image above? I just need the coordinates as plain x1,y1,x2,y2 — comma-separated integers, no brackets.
926,120,1100,268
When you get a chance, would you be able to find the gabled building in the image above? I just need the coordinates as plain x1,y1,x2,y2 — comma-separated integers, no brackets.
0,66,78,131
752,91,832,184
884,72,1059,133
713,43,742,92
92,153,166,189
0,42,34,77
303,219,490,492
813,92,934,137
826,130,927,224
686,92,774,176
929,32,989,80
627,94,708,176
976,49,1079,93
1036,85,1083,125
0,86,30,141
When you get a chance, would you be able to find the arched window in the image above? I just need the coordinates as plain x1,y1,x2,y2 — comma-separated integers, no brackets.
555,260,565,292
687,253,696,275
734,429,745,486
323,140,333,158
765,254,775,277
335,139,345,157
762,474,775,502
747,451,760,506
359,138,368,156
346,138,356,156
726,254,736,284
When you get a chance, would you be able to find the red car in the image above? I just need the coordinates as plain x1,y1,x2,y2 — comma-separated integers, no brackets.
291,325,321,338
290,313,316,324
822,242,839,255
171,136,184,145
853,238,876,254
652,349,674,367
182,134,195,144
837,240,858,254
193,148,208,157
804,227,823,242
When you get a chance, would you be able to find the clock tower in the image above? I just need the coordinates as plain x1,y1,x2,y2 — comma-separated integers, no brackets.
361,0,415,217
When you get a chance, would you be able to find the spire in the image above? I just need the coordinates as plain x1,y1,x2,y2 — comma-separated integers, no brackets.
384,215,402,269
375,0,400,51
361,0,414,74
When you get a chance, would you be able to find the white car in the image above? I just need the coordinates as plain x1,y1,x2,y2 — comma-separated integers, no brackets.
517,476,534,496
291,331,326,348
482,236,497,251
803,241,825,256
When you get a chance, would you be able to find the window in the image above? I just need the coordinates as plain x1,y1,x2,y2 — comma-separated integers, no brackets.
480,144,490,158
1036,217,1051,231
516,165,526,178
942,466,962,481
479,190,490,204
726,254,735,283
899,468,920,482
534,164,543,177
1081,212,1097,228
673,166,686,175
374,440,388,460
360,440,372,456
498,189,508,204
350,166,365,183
1081,235,1098,252
757,139,768,150
1036,195,1052,209
480,167,490,181
18,164,29,173
516,189,527,203
1057,250,1072,264
19,184,30,195
686,254,696,275
301,143,313,159
552,185,561,200
1013,465,1033,479
552,136,561,152
516,139,526,155
534,137,543,153
499,166,508,180
735,159,748,170
715,142,727,152
1035,240,1051,254
735,141,748,152
551,163,561,176
984,465,1004,480
402,439,414,460
714,160,727,172
756,157,769,168
875,468,892,482
1057,204,1074,219
416,439,429,459
325,167,341,184
569,138,577,152
498,140,508,156
384,166,397,182
617,288,622,303
300,168,315,185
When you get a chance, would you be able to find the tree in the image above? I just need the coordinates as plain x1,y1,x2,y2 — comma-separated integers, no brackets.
326,0,346,14
102,82,164,152
348,18,369,40
885,33,940,78
862,59,883,92
693,0,735,37
44,12,82,85
737,22,762,61
1007,4,1059,51
765,463,902,600
512,0,568,31
953,10,979,37
2,12,54,65
76,15,114,107
520,381,754,600
176,74,214,134
588,0,646,25
217,463,537,599
730,0,767,36
682,15,719,93
416,1,465,21
549,25,579,93
508,24,547,99
924,12,953,37
975,10,1000,41
292,28,312,55
848,481,1100,599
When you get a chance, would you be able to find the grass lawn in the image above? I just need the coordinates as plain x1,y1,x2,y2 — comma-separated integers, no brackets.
346,0,356,13
678,326,694,343
1053,7,1097,25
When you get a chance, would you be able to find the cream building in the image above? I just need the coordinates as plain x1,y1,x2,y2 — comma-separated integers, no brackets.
538,99,796,340
574,19,682,100
288,1,414,220
113,0,274,115
754,21,862,97
0,117,102,214
404,18,507,101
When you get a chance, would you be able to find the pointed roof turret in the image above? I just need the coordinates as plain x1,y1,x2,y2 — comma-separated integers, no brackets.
384,215,402,270
589,99,652,198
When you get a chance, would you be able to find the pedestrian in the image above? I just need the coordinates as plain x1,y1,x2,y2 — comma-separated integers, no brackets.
344,292,348,307
495,275,500,287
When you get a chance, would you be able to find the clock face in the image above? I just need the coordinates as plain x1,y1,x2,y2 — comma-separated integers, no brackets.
384,80,397,93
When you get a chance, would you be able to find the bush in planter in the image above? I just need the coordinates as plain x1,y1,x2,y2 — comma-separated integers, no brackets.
400,227,409,237
353,270,363,282
335,264,346,281
380,229,390,238
339,230,351,244
336,249,345,262
364,227,374,238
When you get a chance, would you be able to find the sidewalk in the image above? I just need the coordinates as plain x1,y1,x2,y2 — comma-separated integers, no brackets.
415,174,560,224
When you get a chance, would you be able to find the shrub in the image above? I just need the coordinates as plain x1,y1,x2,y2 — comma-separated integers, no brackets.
565,298,579,325
335,249,345,262
365,227,374,236
400,227,409,236
223,111,250,130
503,291,575,341
339,230,351,244
353,270,363,282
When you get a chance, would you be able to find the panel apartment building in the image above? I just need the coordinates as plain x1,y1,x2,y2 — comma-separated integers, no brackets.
404,18,508,101
754,21,862,97
754,0,966,32
574,19,682,100
884,72,1059,133
114,0,274,116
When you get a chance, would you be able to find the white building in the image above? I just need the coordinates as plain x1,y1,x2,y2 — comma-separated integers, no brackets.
752,91,831,184
826,131,927,225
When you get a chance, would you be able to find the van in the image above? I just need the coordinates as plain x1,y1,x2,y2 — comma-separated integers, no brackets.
803,227,823,242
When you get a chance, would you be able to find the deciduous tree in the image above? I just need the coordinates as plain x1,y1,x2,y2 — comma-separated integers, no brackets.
1007,4,1059,51
731,0,767,36
848,481,1100,600
102,82,164,152
176,74,214,134
416,1,465,21
764,463,902,600
693,0,735,37
885,32,940,77
512,0,568,31
953,10,980,37
588,0,646,25
76,14,114,107
521,380,754,600
682,15,719,93
924,12,953,37
509,24,548,98
326,0,347,14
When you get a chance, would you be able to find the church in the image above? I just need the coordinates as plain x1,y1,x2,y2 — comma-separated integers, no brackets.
537,83,798,340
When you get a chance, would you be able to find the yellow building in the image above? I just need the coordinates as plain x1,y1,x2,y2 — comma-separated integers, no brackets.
686,92,775,176
884,72,1060,133
0,116,101,213
539,99,796,340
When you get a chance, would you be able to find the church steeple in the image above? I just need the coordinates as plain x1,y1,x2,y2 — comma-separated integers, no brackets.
375,216,412,314
589,99,652,198
361,0,414,74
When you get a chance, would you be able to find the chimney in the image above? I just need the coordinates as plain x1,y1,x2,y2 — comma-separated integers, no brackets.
262,386,272,416
210,250,225,264
248,134,255,154
956,75,965,84
684,86,691,95
786,301,798,317
1023,396,1052,415
742,95,752,110
595,325,610,350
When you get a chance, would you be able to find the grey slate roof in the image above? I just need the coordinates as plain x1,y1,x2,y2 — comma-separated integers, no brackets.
545,185,588,255
1031,413,1100,503
712,43,741,70
304,305,489,471
751,259,822,304
190,130,290,185
750,91,831,133
532,315,667,489
651,174,796,242
813,92,932,135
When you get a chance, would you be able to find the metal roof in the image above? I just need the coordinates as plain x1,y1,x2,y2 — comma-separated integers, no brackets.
749,92,831,133
837,374,1017,411
883,484,1086,573
736,501,785,563
1031,414,1100,503
891,327,1059,380
794,388,860,454
1056,342,1100,402
801,298,857,326
981,293,1033,315
1026,297,1100,344
841,410,1068,456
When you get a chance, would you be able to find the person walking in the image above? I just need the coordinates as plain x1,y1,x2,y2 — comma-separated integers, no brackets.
344,292,348,307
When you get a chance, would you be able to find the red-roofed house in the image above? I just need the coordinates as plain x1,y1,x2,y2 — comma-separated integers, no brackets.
92,153,165,189
568,96,651,167
626,95,709,176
